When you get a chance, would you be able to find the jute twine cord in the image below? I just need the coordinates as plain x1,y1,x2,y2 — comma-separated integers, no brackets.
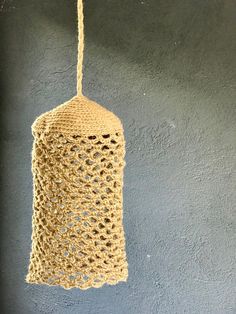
26,0,128,290
77,0,84,95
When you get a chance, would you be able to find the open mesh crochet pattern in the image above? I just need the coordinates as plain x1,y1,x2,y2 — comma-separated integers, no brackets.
26,96,128,289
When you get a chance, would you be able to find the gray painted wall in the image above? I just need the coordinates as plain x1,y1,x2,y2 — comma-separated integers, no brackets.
1,0,235,313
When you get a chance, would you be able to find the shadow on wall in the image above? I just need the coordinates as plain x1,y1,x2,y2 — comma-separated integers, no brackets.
39,0,236,93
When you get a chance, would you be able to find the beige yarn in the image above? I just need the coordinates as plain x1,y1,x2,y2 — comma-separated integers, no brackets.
26,0,128,290
77,0,84,95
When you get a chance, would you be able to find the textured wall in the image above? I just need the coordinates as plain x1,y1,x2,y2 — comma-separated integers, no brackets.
1,0,236,313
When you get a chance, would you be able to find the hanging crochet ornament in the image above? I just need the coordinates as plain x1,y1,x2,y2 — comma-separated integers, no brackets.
26,0,128,290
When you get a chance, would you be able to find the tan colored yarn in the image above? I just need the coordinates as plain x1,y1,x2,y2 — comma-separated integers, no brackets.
77,0,84,95
26,0,128,290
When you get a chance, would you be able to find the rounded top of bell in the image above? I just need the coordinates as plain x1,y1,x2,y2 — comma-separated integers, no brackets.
32,95,123,137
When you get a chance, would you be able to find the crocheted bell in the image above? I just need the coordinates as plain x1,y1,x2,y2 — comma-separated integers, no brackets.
26,0,128,290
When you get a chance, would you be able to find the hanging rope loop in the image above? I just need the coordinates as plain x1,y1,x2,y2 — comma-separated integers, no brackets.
77,0,84,95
